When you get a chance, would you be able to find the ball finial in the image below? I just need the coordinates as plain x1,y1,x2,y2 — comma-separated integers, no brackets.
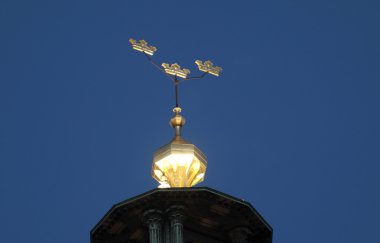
170,107,186,127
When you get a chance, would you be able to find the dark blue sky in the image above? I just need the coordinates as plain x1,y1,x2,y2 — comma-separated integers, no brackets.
1,0,379,242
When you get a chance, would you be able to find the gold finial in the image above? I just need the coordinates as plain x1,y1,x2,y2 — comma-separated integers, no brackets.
152,106,207,188
195,60,222,76
162,63,190,79
129,38,157,56
170,107,186,128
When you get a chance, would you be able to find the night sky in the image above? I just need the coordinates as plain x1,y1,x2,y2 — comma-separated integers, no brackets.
1,1,379,243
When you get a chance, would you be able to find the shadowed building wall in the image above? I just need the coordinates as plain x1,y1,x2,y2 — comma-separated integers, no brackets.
91,187,272,243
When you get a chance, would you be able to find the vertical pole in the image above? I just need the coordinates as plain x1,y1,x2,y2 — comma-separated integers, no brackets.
174,77,179,108
143,210,163,243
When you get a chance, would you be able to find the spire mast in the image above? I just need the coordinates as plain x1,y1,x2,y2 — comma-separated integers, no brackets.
129,38,222,188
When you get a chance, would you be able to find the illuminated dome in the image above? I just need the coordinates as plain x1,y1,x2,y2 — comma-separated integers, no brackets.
152,107,207,188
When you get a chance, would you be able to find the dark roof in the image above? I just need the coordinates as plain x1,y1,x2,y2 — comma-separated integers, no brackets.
91,187,272,243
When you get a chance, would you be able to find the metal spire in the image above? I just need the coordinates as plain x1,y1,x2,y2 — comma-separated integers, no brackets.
129,38,222,188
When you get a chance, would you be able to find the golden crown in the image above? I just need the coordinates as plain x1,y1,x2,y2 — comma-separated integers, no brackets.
195,60,222,76
129,38,157,56
162,63,190,79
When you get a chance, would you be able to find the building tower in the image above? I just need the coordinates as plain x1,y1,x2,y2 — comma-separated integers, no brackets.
90,39,273,243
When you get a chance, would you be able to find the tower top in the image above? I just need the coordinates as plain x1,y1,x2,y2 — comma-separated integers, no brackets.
129,38,222,187
152,107,207,188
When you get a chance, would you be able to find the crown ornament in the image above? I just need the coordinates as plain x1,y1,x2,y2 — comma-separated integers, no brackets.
129,38,157,56
195,60,222,76
162,63,191,79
